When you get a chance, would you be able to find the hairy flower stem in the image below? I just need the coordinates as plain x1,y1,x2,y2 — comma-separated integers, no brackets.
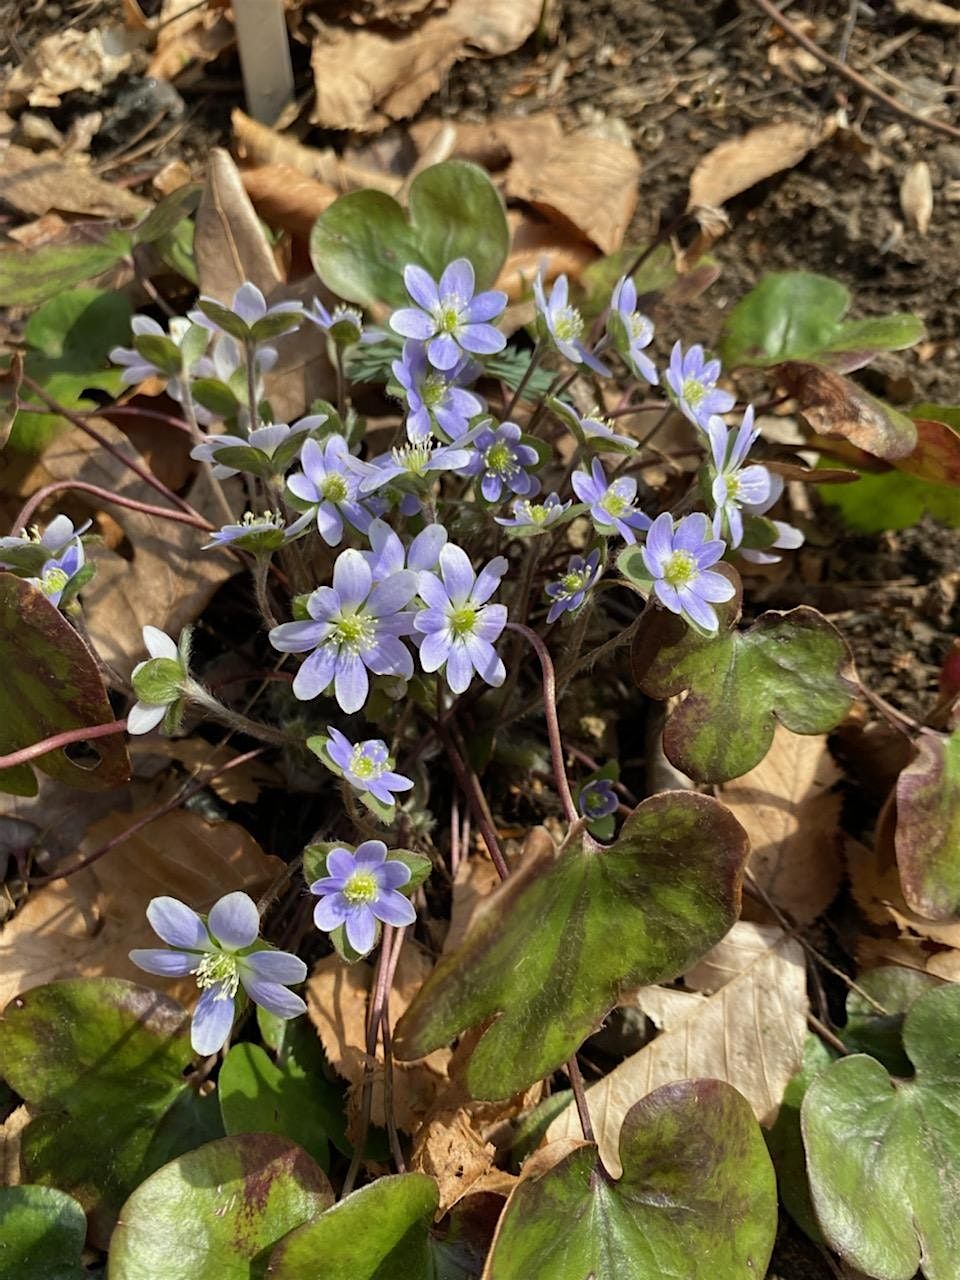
29,747,266,884
19,375,204,522
252,555,279,631
505,623,577,825
342,925,406,1196
0,718,128,771
436,719,509,881
334,345,347,418
12,481,213,539
186,682,291,746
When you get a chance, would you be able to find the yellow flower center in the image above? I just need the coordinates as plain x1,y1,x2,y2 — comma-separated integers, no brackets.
662,550,697,589
681,378,705,407
343,870,379,905
39,567,69,596
320,474,349,503
195,951,240,999
421,374,447,407
553,306,584,343
485,441,513,475
600,490,627,518
435,302,462,334
449,604,477,637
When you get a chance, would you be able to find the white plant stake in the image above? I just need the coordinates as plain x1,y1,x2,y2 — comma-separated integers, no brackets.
231,0,294,125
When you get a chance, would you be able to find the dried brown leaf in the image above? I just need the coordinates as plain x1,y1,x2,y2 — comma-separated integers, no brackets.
30,424,235,673
445,853,503,956
233,109,403,195
306,943,450,1132
0,808,282,1010
410,1102,497,1214
148,0,235,80
505,128,640,255
195,147,282,300
778,362,918,460
894,0,960,23
309,0,542,132
847,830,960,948
496,210,598,305
129,739,282,804
410,112,565,175
719,727,842,925
0,1105,29,1187
900,160,934,234
1,27,138,109
546,922,807,1173
688,120,828,212
0,146,149,219
240,164,338,240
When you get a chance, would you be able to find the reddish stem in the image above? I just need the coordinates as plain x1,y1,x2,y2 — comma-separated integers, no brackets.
12,480,213,537
506,622,578,825
0,719,128,771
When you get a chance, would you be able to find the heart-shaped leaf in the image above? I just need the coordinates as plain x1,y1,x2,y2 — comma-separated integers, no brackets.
219,1042,330,1170
485,1080,777,1280
777,362,917,460
764,1034,835,1243
819,466,960,532
841,965,940,1075
632,603,855,784
108,1134,333,1279
310,161,509,309
802,983,960,1280
394,793,749,1100
719,272,923,370
0,573,131,796
0,1186,88,1280
268,1172,439,1279
0,979,194,1244
895,730,960,920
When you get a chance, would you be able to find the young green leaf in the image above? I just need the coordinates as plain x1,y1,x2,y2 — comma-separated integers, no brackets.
219,1042,330,1169
268,1173,438,1279
394,793,749,1100
0,979,194,1245
485,1080,777,1280
108,1134,332,1280
132,184,202,244
764,1034,836,1243
0,1186,88,1280
819,466,960,532
802,984,960,1280
0,229,132,307
632,602,854,784
0,573,131,796
842,965,940,1075
895,730,960,920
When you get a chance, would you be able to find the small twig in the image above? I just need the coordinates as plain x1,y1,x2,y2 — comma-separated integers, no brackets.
751,0,960,143
29,747,266,884
434,719,510,880
0,719,127,771
566,1054,596,1143
807,1012,849,1057
506,623,577,825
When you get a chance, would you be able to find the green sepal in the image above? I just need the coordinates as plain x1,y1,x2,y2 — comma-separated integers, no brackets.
131,656,186,705
133,333,183,378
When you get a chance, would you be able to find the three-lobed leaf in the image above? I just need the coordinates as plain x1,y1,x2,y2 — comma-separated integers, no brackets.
394,792,749,1099
802,983,960,1280
485,1080,777,1280
632,601,855,784
0,573,131,796
108,1134,332,1279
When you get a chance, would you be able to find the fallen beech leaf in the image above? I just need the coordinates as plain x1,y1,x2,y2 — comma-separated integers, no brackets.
547,923,807,1174
410,1102,496,1214
505,129,640,255
0,808,282,1009
411,112,565,175
1,27,137,109
310,0,542,132
148,0,235,81
195,147,281,300
895,0,960,23
444,852,502,956
233,109,403,195
720,727,842,925
306,943,450,1132
778,361,918,460
0,146,149,220
130,739,282,804
240,164,338,240
900,160,933,234
688,120,827,211
496,210,597,305
32,423,235,673
847,831,960,948
0,1105,28,1187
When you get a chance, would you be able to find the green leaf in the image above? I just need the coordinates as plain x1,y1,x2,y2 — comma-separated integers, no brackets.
310,161,508,309
819,466,960,532
219,1042,329,1169
268,1172,439,1279
764,1033,835,1243
802,984,960,1280
24,288,132,366
842,965,940,1075
108,1134,333,1280
0,229,132,307
486,1080,777,1280
407,160,509,292
155,217,198,284
133,332,182,376
0,1186,88,1280
0,979,193,1244
394,793,748,1099
132,184,202,244
632,601,855,784
0,573,130,795
196,298,250,341
894,731,960,920
190,377,239,417
719,272,924,369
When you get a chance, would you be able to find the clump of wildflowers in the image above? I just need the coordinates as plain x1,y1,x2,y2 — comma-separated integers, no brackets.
545,551,602,624
642,512,736,633
666,342,735,429
310,841,416,955
130,892,306,1055
572,459,651,544
390,259,506,371
414,544,508,694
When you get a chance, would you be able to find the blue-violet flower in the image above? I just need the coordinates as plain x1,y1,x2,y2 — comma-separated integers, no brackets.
414,544,508,694
462,420,540,503
641,511,735,632
572,458,651,544
544,550,602,624
392,339,483,441
608,276,658,385
665,342,735,429
325,727,414,808
390,259,506,371
578,778,619,820
533,269,609,375
310,841,416,954
287,435,378,545
707,406,773,548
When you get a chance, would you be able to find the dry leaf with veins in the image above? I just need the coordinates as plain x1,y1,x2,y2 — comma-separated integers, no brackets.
546,922,807,1175
719,726,842,926
687,120,829,212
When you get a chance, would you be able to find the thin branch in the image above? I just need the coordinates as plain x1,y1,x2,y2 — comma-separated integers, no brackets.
566,1054,596,1143
0,719,127,771
751,0,960,143
12,480,212,537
